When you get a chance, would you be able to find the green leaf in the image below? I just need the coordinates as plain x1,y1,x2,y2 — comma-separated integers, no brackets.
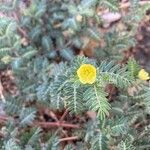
60,48,74,61
81,0,97,8
35,2,46,18
19,108,36,127
26,128,41,146
42,36,53,51
111,117,128,136
127,58,140,78
99,61,133,88
91,132,108,150
99,0,119,11
4,139,21,150
86,28,101,41
22,50,37,59
84,85,110,119
65,83,85,114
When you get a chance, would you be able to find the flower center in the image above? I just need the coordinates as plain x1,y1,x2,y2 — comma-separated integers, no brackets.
84,69,90,76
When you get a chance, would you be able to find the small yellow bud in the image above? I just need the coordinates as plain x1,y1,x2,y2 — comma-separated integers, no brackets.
77,64,96,84
76,14,83,22
138,69,150,81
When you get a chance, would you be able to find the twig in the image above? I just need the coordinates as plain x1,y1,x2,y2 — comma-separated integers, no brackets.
0,132,4,138
59,136,79,142
49,111,59,121
12,12,28,38
0,115,9,124
60,109,69,122
120,1,150,9
0,114,80,129
17,27,28,38
37,122,80,129
12,12,19,22
0,120,6,123
0,116,9,120
0,80,6,103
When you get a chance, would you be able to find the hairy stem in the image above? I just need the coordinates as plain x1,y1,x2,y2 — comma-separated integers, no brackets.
59,136,79,142
37,121,80,129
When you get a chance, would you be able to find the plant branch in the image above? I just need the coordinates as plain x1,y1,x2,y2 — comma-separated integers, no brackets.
59,136,79,142
0,115,10,124
36,121,80,129
60,109,69,122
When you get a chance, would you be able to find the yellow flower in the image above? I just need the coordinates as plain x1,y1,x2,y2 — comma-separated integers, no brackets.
77,64,96,84
138,69,150,81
